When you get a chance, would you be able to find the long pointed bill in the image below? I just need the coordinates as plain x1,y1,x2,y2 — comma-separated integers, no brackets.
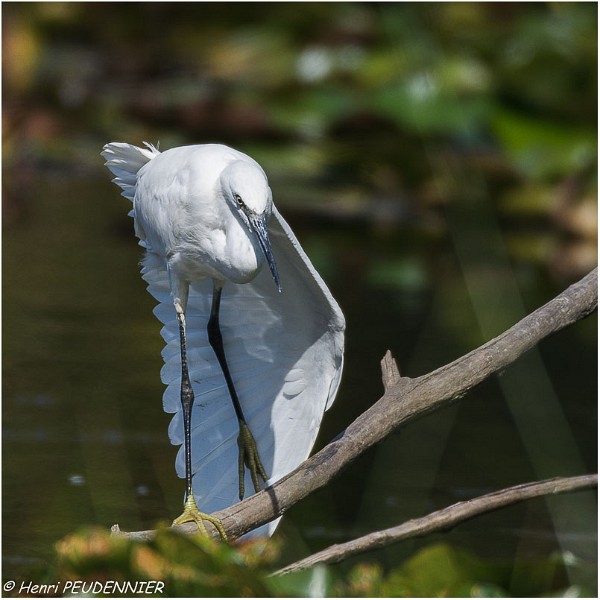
248,214,282,292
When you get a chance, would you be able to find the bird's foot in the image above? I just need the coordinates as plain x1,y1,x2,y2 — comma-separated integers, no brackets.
237,420,268,500
172,494,228,541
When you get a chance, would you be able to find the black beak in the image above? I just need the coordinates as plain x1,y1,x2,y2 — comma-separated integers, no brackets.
248,214,281,292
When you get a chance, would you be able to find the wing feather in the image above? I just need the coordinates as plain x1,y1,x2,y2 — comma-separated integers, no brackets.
105,142,345,536
142,207,344,536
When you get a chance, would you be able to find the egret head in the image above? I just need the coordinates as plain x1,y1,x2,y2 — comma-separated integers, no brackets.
221,161,281,292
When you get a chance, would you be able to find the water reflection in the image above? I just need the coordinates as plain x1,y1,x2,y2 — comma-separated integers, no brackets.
67,474,85,487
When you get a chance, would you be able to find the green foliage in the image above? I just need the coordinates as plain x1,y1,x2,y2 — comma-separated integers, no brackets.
491,110,597,180
5,4,596,270
5,3,595,280
55,527,275,597
325,543,593,597
42,530,594,598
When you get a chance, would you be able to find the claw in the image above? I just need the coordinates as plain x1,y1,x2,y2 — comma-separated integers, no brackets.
237,420,268,500
172,494,228,541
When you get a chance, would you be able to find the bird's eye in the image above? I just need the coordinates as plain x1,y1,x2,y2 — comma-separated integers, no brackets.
234,193,244,206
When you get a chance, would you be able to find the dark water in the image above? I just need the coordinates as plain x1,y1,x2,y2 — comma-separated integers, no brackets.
3,167,597,586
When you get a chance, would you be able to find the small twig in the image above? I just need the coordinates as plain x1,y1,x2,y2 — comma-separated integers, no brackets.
274,474,598,575
113,269,597,541
380,350,401,391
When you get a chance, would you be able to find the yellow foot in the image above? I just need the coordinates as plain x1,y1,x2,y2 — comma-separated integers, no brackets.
172,494,228,541
238,420,268,500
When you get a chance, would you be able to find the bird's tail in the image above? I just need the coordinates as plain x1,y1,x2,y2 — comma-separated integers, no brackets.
101,142,160,202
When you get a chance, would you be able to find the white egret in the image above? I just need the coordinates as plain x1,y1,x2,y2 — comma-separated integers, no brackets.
101,142,345,538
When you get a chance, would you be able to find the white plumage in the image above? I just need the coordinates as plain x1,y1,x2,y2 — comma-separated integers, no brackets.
102,142,345,536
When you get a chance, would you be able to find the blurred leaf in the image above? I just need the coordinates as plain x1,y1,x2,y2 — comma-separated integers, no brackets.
3,11,40,93
500,183,557,217
368,256,429,291
505,231,556,266
271,564,333,597
41,529,600,597
379,543,509,597
55,528,275,597
271,86,358,136
371,81,492,135
491,110,597,180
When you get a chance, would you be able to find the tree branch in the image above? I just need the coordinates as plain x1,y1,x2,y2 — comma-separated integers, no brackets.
112,268,597,542
274,474,598,574
273,474,598,575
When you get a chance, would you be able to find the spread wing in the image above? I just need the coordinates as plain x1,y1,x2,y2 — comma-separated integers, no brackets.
144,207,345,535
103,142,345,536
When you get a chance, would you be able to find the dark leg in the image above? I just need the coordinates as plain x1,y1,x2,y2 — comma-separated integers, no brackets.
171,307,227,540
178,309,195,500
207,283,268,500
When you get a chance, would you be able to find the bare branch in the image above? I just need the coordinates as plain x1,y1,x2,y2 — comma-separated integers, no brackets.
274,474,598,574
113,268,597,541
